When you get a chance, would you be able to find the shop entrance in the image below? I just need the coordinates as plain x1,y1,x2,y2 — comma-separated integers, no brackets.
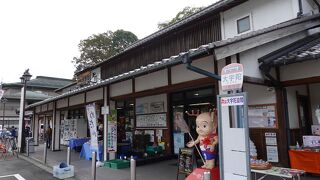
297,94,312,136
171,86,216,155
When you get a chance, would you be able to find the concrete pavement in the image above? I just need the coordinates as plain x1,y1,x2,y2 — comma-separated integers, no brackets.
0,158,58,180
19,144,320,180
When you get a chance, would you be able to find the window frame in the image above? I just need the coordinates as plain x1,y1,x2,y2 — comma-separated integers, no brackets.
236,14,252,34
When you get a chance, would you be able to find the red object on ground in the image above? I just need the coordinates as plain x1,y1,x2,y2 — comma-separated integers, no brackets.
186,167,220,180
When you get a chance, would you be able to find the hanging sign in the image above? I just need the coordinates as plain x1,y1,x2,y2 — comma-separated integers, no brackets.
86,103,99,152
221,63,244,91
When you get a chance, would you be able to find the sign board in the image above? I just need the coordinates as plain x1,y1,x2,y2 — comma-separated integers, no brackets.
266,146,279,162
218,92,250,180
265,132,277,146
303,135,320,147
249,104,277,128
265,132,278,162
86,104,99,153
220,95,245,106
136,113,167,128
107,109,117,152
101,106,109,115
221,63,244,92
0,89,4,100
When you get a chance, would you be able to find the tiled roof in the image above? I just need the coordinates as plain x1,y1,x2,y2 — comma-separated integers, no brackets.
27,14,320,109
273,36,320,65
5,90,52,101
259,34,320,68
4,76,74,89
27,44,210,109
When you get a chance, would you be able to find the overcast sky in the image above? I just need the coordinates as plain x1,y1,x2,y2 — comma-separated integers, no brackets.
0,0,217,83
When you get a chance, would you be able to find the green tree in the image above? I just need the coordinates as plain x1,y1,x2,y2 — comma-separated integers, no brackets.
72,29,138,72
158,6,203,29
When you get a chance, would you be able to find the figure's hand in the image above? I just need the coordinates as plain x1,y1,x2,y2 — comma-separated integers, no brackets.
186,141,195,147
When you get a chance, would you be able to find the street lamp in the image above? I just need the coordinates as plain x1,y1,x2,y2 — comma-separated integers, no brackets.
1,97,8,129
18,69,32,153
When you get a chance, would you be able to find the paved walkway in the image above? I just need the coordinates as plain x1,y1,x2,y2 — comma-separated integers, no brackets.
23,144,184,180
21,144,320,180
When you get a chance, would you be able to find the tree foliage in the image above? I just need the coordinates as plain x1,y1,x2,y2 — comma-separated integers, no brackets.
158,6,203,29
72,29,138,72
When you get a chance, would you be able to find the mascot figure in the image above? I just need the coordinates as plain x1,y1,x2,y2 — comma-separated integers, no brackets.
186,111,218,169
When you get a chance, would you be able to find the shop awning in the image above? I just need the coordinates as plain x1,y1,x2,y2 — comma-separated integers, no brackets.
259,33,320,69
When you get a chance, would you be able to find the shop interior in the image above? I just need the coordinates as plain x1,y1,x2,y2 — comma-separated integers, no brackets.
286,82,320,174
171,86,216,163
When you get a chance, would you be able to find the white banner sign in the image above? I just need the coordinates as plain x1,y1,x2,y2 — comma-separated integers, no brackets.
86,104,99,152
221,63,244,91
0,89,4,100
220,95,245,106
107,122,117,152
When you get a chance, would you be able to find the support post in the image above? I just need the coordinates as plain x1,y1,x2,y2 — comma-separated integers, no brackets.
43,142,47,164
92,151,96,180
67,147,71,165
27,138,29,156
204,171,211,180
130,157,136,180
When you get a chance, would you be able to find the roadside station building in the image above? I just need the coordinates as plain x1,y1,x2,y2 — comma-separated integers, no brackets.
27,0,320,167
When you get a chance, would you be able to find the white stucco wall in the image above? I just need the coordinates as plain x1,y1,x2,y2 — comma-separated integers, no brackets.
243,83,276,105
280,60,320,81
135,69,168,92
57,98,68,109
69,93,85,106
41,104,47,112
36,106,41,113
48,102,53,111
310,83,320,125
86,88,103,103
286,85,308,129
221,0,297,39
171,56,215,84
217,58,226,76
110,79,132,97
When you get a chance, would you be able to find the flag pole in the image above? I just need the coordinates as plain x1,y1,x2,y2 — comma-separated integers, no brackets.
188,132,205,165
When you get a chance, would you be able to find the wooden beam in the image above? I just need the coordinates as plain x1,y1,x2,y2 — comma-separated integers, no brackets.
214,20,320,60
243,76,271,86
111,77,217,101
282,76,320,86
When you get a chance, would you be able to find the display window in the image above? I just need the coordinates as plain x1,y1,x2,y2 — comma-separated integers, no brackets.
116,100,135,157
171,86,216,156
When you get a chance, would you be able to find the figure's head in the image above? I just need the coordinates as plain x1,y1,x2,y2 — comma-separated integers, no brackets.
195,112,217,136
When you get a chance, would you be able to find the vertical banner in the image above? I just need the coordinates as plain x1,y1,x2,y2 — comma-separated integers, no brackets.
107,109,117,152
86,103,99,152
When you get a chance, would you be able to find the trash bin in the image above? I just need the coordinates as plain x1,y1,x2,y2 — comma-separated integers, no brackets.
26,137,35,153
53,162,74,179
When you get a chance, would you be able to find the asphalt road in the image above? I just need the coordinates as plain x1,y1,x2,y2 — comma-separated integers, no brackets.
0,158,58,180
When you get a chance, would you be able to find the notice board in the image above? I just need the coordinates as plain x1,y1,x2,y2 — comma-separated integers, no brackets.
248,104,277,128
136,113,167,128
